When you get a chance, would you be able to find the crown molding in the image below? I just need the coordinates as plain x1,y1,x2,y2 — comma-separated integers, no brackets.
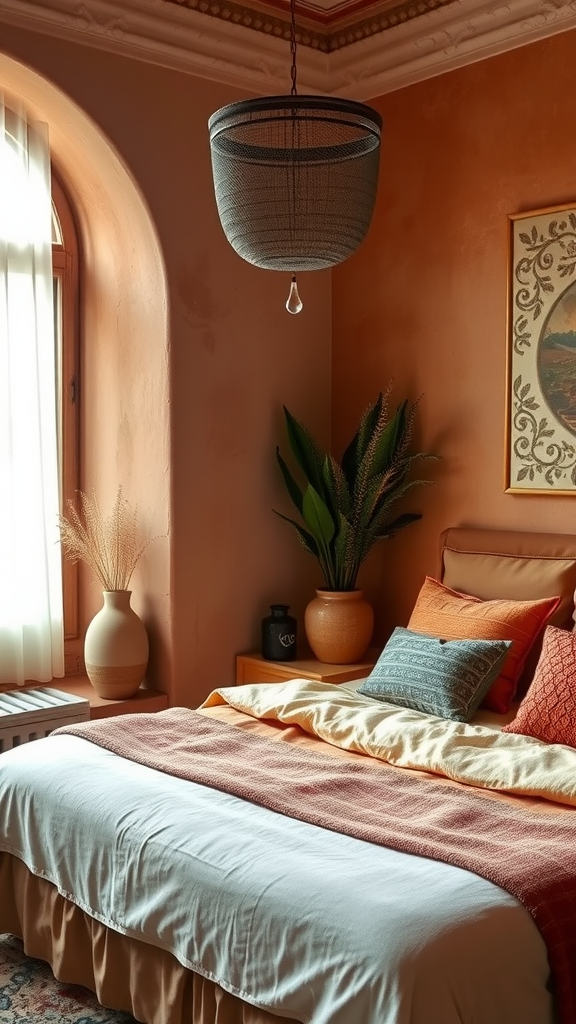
0,0,575,99
0,0,329,95
331,0,576,100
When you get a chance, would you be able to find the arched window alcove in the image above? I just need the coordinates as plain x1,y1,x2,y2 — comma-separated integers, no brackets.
0,53,172,698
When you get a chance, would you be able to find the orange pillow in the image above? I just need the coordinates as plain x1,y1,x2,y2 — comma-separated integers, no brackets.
407,577,560,713
503,626,576,747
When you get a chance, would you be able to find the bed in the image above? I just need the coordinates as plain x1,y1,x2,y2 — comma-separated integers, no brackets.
2,525,576,1024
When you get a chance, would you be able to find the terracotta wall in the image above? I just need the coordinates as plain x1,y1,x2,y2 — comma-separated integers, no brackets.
332,28,576,646
7,18,576,695
0,24,332,707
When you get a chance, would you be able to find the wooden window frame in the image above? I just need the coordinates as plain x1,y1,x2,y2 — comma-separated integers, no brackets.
51,172,80,650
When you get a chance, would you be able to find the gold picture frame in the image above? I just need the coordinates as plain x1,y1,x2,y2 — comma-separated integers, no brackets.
506,202,576,493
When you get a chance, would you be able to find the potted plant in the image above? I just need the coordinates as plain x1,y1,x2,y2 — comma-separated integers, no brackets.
274,386,437,663
59,486,153,699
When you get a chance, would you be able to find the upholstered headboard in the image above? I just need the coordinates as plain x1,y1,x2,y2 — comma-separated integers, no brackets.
438,526,576,630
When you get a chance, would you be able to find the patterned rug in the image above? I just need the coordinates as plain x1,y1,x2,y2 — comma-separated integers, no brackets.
0,934,138,1023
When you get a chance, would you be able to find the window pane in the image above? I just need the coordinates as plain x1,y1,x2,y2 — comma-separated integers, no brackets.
51,174,80,649
52,201,62,246
53,274,63,492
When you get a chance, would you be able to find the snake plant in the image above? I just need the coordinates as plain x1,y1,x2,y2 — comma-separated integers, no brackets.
273,387,437,592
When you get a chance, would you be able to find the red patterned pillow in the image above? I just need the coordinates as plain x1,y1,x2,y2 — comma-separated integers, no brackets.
503,626,576,747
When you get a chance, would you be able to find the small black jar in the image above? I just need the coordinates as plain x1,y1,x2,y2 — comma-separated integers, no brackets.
261,604,297,661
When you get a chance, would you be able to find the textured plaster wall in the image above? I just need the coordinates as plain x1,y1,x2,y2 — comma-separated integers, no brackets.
0,25,332,706
0,45,172,689
8,18,573,692
332,28,576,646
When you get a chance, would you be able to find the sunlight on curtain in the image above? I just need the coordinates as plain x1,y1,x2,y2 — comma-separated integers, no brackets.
0,97,64,684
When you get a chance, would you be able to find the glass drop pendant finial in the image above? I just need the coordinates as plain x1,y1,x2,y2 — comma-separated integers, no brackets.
286,274,303,314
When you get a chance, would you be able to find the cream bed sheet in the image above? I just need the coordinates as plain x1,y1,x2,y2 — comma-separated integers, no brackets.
202,679,576,805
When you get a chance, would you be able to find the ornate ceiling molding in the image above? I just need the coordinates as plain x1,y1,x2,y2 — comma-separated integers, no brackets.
160,0,458,53
1,0,576,99
0,0,329,93
330,0,576,99
0,0,329,94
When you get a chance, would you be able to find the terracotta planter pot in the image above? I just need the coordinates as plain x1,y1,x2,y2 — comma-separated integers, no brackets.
304,589,374,664
84,590,149,700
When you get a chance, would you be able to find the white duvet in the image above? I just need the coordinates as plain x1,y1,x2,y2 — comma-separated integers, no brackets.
0,731,554,1024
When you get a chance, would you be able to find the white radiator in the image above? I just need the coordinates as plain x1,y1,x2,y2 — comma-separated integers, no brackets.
0,687,90,753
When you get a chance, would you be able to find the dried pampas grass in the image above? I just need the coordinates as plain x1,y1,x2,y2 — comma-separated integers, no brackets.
59,486,152,591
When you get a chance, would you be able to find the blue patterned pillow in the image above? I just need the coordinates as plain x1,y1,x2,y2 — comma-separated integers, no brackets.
357,627,512,722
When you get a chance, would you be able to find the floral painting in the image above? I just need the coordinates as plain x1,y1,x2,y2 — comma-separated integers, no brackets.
507,203,576,492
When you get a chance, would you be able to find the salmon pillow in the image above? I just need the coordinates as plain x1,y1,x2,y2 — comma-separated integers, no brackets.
407,577,560,713
503,626,576,747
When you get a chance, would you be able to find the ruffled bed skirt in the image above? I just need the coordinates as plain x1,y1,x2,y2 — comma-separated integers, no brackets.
0,853,297,1024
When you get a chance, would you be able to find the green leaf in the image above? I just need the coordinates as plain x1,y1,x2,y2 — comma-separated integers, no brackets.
322,454,352,519
271,509,319,557
332,514,356,590
359,402,411,494
276,448,303,515
301,485,336,546
341,392,385,490
374,512,422,539
352,473,385,538
283,406,326,495
369,477,431,535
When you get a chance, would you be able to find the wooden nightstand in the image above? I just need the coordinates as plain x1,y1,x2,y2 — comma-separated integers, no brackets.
37,676,169,720
236,650,379,686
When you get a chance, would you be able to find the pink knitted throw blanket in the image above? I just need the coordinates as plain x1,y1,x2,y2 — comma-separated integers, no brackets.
57,708,576,1024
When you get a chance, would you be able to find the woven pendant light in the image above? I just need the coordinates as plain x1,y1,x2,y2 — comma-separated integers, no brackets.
208,0,382,313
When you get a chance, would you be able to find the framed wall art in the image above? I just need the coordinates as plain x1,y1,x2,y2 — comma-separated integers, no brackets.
506,202,576,493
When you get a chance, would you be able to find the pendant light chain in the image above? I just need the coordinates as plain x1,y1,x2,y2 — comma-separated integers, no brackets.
290,0,298,97
287,0,300,311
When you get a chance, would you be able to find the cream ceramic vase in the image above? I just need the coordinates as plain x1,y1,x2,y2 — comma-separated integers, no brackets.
304,589,374,664
84,590,149,700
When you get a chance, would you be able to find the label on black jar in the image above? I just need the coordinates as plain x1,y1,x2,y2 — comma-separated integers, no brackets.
262,613,297,661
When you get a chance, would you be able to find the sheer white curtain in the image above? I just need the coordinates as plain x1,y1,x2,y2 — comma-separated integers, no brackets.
0,98,64,684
